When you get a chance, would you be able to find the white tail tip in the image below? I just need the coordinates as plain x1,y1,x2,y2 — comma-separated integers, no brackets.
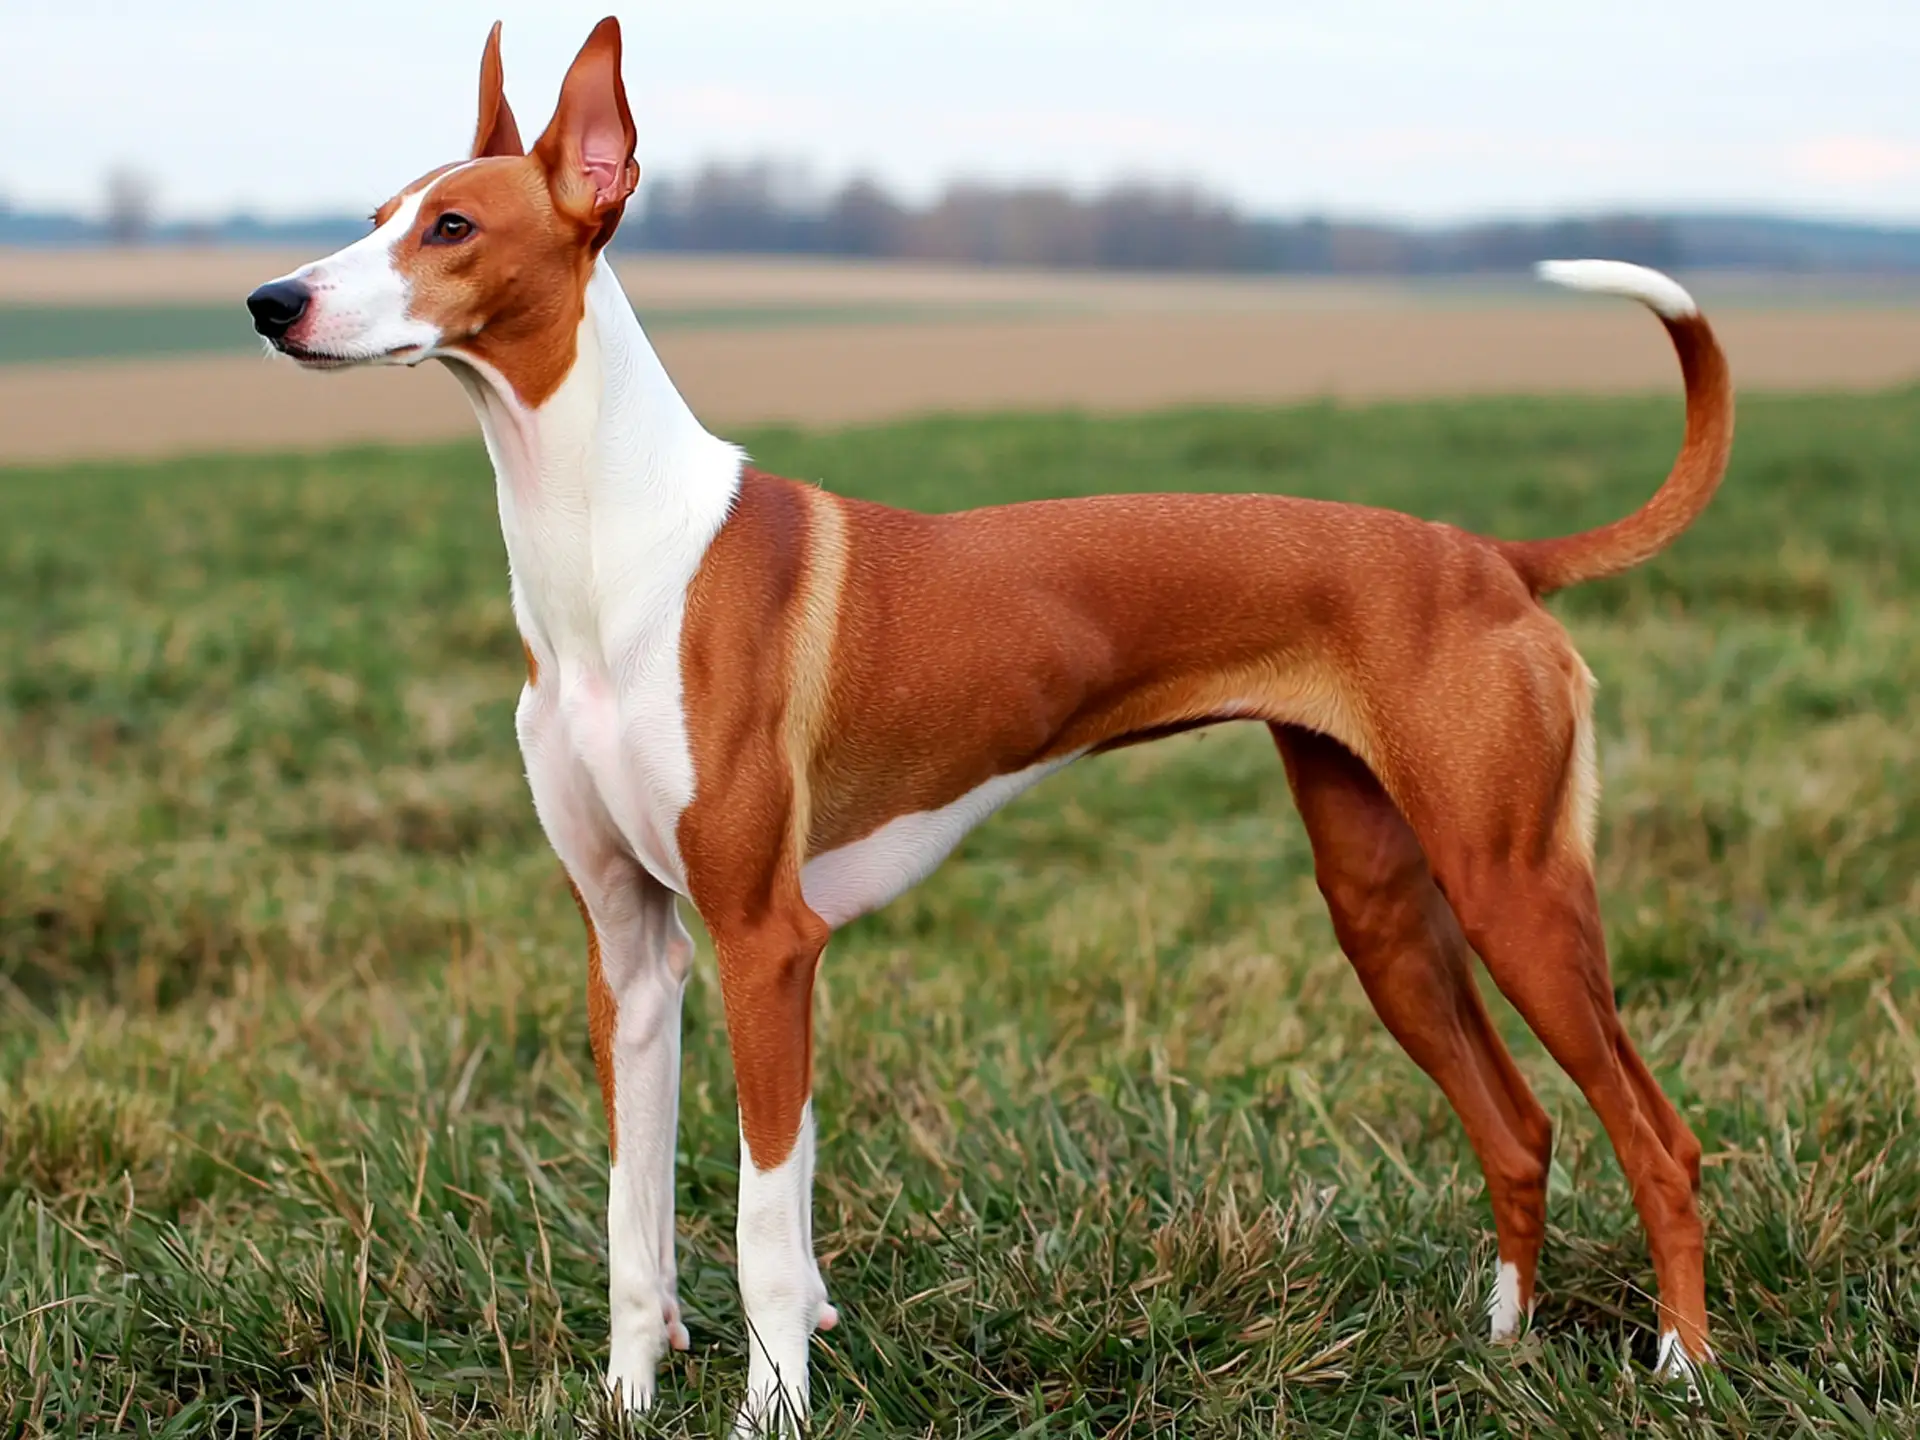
1535,259,1699,321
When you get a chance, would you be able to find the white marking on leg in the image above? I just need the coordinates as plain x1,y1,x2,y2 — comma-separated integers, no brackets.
1654,1329,1710,1397
517,662,711,1413
601,885,694,1412
1487,1259,1525,1342
733,1101,834,1436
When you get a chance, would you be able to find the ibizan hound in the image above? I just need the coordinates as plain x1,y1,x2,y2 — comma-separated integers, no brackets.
247,17,1733,1431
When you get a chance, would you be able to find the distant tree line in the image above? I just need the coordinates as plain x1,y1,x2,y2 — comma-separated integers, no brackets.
623,162,1687,273
4,163,1918,272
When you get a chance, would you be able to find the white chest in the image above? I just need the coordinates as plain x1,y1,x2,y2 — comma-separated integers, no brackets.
517,645,696,895
493,439,721,897
458,257,744,899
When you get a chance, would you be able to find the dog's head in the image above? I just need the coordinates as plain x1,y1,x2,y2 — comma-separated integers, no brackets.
246,18,636,407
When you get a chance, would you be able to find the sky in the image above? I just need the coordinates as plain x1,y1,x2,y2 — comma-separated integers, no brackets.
4,0,1919,225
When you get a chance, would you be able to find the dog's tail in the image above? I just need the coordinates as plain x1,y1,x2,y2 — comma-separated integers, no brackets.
1499,260,1734,596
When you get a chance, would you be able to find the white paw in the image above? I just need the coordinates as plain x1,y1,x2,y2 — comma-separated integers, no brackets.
603,1355,657,1413
731,1370,807,1437
1487,1259,1528,1343
1653,1329,1711,1399
606,1277,694,1409
731,1301,836,1436
605,1306,676,1414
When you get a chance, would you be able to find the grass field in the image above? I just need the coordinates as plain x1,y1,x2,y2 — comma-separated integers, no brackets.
1,392,1917,1436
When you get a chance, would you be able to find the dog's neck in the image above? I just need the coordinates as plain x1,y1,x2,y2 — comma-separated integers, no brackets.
449,256,743,666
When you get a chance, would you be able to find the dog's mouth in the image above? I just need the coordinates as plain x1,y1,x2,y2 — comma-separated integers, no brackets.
277,343,358,371
273,340,426,370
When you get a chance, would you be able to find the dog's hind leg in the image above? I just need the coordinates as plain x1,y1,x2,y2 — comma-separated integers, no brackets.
1382,643,1711,1375
1443,852,1708,1375
1618,1038,1704,1194
1273,724,1554,1342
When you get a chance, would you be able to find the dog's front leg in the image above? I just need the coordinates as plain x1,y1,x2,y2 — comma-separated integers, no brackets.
705,903,837,1435
520,686,692,1410
569,872,695,1410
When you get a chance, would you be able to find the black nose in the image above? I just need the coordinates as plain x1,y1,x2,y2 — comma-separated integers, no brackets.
246,279,310,341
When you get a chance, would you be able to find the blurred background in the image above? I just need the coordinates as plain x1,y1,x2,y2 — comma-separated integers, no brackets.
3,0,1918,461
6,8,1920,1430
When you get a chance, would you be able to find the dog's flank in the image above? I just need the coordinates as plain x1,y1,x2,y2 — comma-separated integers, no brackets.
249,16,1733,1430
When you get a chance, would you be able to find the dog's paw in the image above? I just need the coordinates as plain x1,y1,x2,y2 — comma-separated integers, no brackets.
603,1360,658,1414
730,1380,806,1438
1653,1330,1711,1400
1486,1260,1530,1343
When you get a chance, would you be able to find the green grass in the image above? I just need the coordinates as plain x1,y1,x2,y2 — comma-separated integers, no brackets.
2,391,1917,1436
0,301,1062,367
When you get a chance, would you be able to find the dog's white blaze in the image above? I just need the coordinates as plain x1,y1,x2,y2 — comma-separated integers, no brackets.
735,1103,833,1437
1487,1260,1524,1341
1535,259,1699,321
265,187,442,361
800,754,1083,928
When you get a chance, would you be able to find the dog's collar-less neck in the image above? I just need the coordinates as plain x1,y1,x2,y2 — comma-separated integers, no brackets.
449,256,740,525
451,255,742,682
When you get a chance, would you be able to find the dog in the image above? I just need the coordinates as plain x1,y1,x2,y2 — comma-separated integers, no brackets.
247,17,1732,1431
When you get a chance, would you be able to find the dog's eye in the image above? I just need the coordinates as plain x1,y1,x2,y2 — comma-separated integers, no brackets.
427,212,475,244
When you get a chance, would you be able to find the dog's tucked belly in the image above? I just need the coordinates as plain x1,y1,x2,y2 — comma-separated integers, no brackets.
800,754,1081,928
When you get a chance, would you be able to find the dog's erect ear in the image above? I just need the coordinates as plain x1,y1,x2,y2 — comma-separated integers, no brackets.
533,16,639,246
472,21,524,159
